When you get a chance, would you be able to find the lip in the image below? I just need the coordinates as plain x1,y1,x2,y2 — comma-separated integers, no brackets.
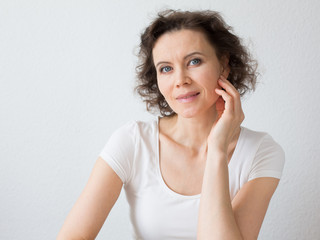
176,91,200,103
176,91,200,99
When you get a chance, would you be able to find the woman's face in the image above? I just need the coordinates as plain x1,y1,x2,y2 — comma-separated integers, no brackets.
152,29,228,118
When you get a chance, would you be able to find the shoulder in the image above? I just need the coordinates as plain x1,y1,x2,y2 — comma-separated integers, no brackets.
240,126,285,181
241,127,284,155
241,126,268,145
98,117,158,185
242,127,285,156
109,117,158,141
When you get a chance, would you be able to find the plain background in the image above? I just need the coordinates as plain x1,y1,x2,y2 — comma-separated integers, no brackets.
1,0,320,239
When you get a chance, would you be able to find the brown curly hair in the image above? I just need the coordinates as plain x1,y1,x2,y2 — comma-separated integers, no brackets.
134,9,258,117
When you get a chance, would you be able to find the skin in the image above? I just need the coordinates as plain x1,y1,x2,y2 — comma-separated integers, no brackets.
153,29,280,239
154,29,222,119
154,29,240,198
57,28,280,240
153,28,240,164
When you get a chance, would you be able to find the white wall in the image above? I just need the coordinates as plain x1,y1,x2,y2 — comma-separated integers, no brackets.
1,0,319,239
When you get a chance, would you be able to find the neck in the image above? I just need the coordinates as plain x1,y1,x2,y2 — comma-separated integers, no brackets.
167,107,218,152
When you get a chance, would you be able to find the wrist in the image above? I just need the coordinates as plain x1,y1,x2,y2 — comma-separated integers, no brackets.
206,147,228,162
207,142,227,156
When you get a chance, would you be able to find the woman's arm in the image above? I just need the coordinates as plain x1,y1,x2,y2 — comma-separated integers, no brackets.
197,149,243,239
197,147,280,240
232,177,280,239
197,75,280,239
57,157,123,240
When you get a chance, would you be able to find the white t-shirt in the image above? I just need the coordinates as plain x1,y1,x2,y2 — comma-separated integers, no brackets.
99,117,285,240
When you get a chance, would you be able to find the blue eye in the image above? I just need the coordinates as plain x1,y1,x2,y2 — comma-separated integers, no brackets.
189,58,201,65
160,66,172,73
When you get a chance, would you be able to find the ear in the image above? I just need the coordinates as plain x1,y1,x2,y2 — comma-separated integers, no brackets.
220,54,230,78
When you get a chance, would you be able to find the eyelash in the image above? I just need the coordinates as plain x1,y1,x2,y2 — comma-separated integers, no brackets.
159,58,202,73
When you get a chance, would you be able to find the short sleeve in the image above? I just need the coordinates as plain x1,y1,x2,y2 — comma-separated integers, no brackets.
248,134,285,181
99,121,137,185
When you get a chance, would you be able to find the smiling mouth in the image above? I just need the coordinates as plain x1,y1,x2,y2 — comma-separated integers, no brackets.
179,92,200,99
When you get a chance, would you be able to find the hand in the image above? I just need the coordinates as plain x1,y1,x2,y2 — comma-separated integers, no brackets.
207,75,245,153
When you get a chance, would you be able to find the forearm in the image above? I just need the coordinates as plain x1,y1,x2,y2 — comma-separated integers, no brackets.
197,148,243,240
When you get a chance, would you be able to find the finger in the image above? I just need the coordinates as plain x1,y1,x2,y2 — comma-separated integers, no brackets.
215,88,234,115
218,76,243,118
218,76,239,99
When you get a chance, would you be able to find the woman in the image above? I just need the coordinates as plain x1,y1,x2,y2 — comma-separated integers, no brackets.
57,9,285,239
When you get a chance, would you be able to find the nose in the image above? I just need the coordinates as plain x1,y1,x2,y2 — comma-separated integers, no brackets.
175,68,191,87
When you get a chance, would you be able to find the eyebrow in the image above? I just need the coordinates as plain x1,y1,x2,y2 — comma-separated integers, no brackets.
155,51,205,68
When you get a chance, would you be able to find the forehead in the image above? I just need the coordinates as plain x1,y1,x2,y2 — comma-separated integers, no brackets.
152,29,216,61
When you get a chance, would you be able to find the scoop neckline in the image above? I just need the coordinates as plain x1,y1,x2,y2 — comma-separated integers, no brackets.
155,116,244,200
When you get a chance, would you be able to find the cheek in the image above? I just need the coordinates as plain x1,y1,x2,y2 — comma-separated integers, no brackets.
202,73,220,101
157,80,171,99
202,72,219,91
209,86,220,102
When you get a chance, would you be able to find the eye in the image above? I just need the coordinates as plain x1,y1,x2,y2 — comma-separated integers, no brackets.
189,58,201,66
160,66,172,73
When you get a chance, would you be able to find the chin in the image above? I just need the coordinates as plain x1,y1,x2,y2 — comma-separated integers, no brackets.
169,99,215,118
177,108,200,118
176,103,216,119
